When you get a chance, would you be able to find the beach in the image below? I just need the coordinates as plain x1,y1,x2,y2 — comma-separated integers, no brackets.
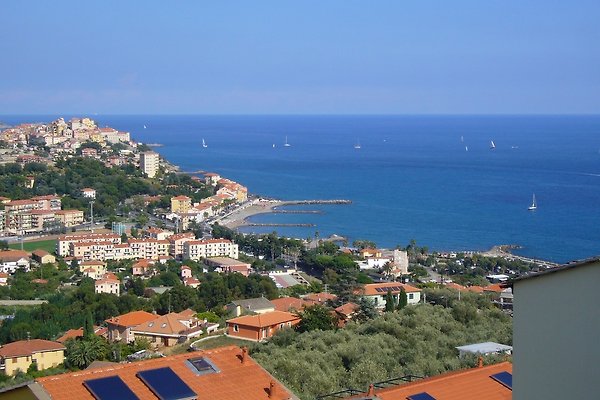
217,199,284,229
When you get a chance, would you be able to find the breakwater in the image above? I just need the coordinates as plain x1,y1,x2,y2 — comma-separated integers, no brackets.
283,200,352,205
247,223,316,227
272,210,323,214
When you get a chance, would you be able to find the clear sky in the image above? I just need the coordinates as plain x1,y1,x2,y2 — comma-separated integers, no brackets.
1,1,599,114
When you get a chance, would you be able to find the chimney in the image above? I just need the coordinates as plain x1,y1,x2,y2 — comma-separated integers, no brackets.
268,380,276,398
477,356,484,368
367,383,375,396
241,347,248,364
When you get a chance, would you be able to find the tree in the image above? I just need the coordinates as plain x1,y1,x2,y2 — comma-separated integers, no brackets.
385,289,396,312
297,304,337,332
0,241,8,251
65,336,108,369
352,240,377,251
83,311,94,339
397,287,408,310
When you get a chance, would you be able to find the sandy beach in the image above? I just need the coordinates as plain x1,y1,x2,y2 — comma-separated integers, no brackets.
218,199,284,229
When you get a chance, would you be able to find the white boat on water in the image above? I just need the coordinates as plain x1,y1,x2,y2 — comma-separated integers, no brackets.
354,139,361,149
143,125,147,129
202,138,208,148
490,140,496,149
284,136,291,147
465,146,469,152
528,194,537,211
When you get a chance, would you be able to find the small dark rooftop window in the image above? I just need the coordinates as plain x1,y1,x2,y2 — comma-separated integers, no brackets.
186,356,219,375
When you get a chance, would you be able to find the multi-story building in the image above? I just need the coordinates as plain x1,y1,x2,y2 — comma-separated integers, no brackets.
56,233,121,257
0,250,30,274
55,210,84,227
170,195,192,213
127,238,170,260
168,232,195,260
140,151,160,178
183,239,239,261
356,282,422,309
94,273,120,295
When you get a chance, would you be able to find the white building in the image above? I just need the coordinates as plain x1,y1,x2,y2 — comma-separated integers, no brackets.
95,273,120,295
512,257,600,399
81,188,96,199
183,239,239,261
140,151,160,178
0,250,31,274
357,282,421,309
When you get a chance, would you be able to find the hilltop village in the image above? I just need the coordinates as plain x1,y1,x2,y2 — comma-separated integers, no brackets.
0,117,593,399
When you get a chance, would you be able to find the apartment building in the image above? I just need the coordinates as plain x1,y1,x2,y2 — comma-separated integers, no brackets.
183,239,239,261
140,151,160,178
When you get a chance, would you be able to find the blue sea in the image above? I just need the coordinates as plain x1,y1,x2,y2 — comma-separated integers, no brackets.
4,115,600,263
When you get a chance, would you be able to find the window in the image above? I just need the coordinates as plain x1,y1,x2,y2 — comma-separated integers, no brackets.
233,324,239,332
409,294,414,300
186,357,220,375
279,323,284,329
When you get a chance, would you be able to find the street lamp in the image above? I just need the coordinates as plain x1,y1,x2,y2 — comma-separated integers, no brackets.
90,201,95,233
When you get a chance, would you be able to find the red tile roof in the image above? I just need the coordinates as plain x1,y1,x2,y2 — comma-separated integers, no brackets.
359,282,421,296
349,361,512,400
105,311,158,328
0,339,65,358
271,297,310,312
227,311,300,328
0,250,29,262
303,292,337,303
36,346,293,400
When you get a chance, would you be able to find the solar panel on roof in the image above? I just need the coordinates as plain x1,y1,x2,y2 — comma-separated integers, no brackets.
83,375,139,400
490,371,513,389
407,392,437,400
376,287,384,292
137,367,197,400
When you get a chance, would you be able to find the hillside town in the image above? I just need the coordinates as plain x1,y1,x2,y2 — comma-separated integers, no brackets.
0,117,594,399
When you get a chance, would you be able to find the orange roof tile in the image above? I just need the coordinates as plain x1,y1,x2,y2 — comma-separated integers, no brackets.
36,346,292,400
0,250,29,261
335,302,359,318
105,311,158,328
359,282,421,296
303,292,337,303
484,284,504,293
227,311,300,328
56,328,84,343
271,297,310,312
0,339,65,357
131,313,190,336
349,361,512,400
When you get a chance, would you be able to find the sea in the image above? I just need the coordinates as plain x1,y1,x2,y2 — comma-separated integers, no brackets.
3,115,600,263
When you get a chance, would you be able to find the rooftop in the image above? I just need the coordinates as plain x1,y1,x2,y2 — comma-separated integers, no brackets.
231,297,275,312
106,311,158,328
346,361,512,400
227,311,300,328
35,346,294,400
359,282,421,296
0,339,65,358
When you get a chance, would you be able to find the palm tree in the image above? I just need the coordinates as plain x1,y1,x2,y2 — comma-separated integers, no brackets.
66,337,108,369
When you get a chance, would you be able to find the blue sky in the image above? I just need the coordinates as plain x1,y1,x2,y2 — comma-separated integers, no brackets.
1,1,599,114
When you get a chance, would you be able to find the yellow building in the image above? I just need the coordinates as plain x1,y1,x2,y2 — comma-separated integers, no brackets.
170,195,192,213
0,339,65,376
55,209,84,227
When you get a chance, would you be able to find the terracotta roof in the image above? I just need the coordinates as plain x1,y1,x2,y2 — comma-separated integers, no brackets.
483,284,504,293
0,339,65,358
32,249,50,257
80,260,105,267
349,361,512,400
467,285,485,293
271,297,310,312
187,239,233,245
172,195,191,201
335,302,359,318
132,313,191,336
359,282,421,296
105,311,158,328
0,250,29,262
303,292,338,303
56,328,84,343
227,311,300,328
35,346,292,400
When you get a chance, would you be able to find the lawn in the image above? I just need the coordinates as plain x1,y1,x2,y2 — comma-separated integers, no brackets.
8,239,57,254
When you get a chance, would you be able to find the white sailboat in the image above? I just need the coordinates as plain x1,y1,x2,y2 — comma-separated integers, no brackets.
490,140,496,149
272,143,276,148
284,136,291,147
465,146,469,152
202,138,208,148
528,194,537,211
354,139,361,149
143,125,147,129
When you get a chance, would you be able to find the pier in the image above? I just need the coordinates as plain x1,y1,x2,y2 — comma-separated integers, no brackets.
282,199,352,205
272,210,323,214
246,223,316,227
